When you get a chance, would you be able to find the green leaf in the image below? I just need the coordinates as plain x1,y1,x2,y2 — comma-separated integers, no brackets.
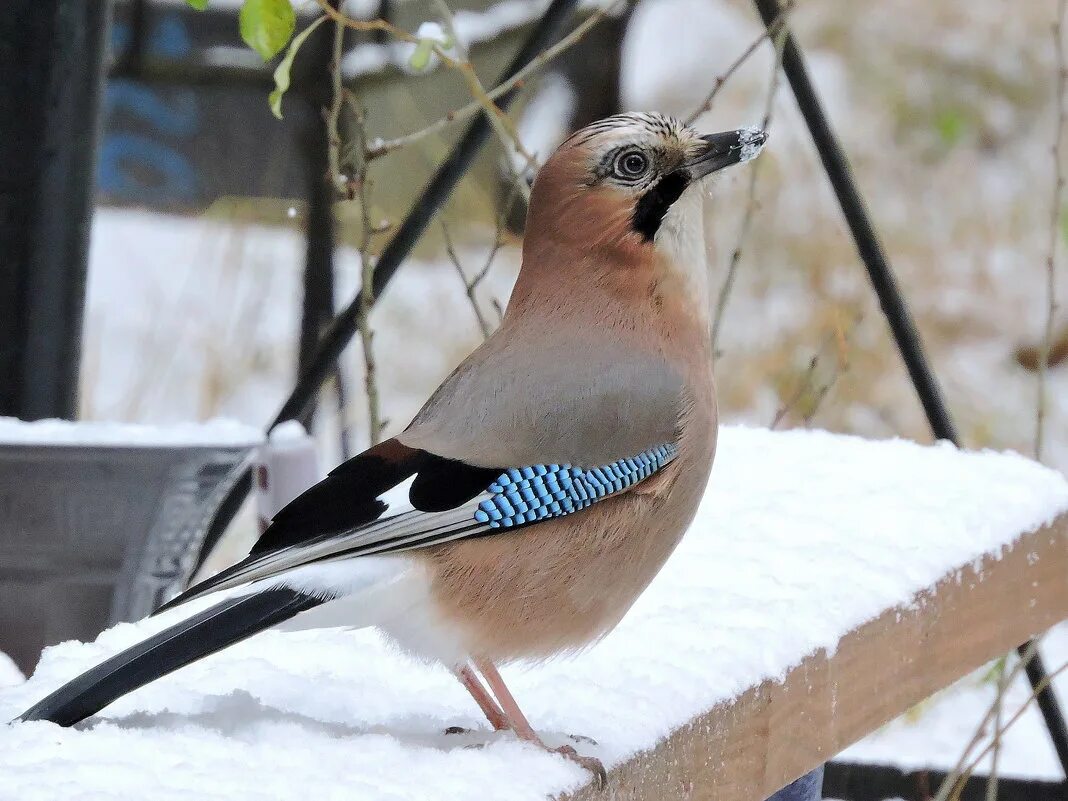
187,0,209,9
934,108,966,148
240,0,296,61
409,38,435,72
268,16,326,119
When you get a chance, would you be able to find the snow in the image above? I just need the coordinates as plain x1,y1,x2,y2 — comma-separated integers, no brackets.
737,125,767,163
268,420,310,445
0,653,23,689
0,417,263,448
2,427,1065,799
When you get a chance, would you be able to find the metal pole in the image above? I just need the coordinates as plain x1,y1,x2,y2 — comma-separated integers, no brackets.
0,1,111,420
296,7,342,434
191,0,583,573
750,0,1068,777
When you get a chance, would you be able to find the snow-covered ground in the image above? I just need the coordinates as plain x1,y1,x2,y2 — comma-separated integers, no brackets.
3,428,1066,799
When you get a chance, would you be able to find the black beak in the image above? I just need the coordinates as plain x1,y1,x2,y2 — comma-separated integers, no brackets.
684,127,768,179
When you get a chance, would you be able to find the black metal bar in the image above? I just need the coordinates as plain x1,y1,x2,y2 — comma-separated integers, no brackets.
751,0,1068,777
752,0,957,444
1023,646,1068,773
190,0,582,573
0,0,112,420
296,5,341,433
824,761,1065,801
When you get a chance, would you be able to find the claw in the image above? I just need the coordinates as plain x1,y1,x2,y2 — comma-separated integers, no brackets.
553,744,607,789
567,733,598,745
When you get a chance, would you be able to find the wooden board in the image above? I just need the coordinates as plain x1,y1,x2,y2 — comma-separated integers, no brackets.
568,513,1068,800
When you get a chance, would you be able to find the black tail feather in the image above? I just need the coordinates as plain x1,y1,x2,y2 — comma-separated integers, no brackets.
17,588,323,727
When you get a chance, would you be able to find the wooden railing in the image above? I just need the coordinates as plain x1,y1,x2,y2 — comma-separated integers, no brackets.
570,512,1068,801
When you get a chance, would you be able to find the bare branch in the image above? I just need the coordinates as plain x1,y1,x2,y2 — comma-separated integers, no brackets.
442,224,495,340
683,0,794,126
711,21,787,354
933,641,1043,801
1037,0,1067,461
430,0,533,203
770,312,857,429
365,6,616,159
946,658,1068,801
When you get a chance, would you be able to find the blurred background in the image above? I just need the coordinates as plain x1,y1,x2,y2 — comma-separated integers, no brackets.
1,0,1066,794
66,0,1068,471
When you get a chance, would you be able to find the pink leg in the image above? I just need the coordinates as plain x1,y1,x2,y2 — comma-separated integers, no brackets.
453,664,510,731
474,658,607,787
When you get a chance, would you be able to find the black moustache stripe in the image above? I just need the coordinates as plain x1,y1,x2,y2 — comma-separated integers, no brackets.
631,171,690,241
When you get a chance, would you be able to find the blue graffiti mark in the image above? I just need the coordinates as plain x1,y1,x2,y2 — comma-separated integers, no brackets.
99,135,198,203
154,14,193,58
105,82,199,138
99,12,200,203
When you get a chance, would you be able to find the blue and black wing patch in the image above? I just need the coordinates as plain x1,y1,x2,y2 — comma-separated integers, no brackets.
156,441,679,612
474,444,678,529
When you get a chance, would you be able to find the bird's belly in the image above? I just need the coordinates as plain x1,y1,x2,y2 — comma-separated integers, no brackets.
417,484,699,663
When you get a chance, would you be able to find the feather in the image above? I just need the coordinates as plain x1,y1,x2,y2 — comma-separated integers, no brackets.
158,444,678,612
17,588,322,727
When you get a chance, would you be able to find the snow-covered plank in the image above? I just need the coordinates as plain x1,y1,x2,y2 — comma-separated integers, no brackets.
0,416,263,447
1,427,1066,801
570,510,1067,800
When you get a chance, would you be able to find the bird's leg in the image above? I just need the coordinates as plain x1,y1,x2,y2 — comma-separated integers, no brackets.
450,663,511,732
474,658,607,788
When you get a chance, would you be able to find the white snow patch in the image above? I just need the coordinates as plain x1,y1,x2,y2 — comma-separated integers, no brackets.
0,653,23,688
0,417,263,448
268,420,310,445
737,125,767,163
3,427,1066,798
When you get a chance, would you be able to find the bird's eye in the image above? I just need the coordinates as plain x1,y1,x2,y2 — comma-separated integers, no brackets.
614,150,649,180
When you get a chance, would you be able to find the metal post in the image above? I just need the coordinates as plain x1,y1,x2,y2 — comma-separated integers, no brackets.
296,11,340,429
751,0,1068,778
0,1,111,420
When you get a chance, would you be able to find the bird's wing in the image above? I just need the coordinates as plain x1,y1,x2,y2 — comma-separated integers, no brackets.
160,334,686,612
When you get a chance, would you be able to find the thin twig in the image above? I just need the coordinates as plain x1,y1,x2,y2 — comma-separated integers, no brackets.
349,102,385,445
683,0,794,126
440,181,522,339
329,15,355,456
430,0,533,203
1037,0,1067,461
442,224,495,339
317,4,385,445
316,0,537,181
946,659,1068,801
985,657,1007,801
933,642,1042,801
769,312,857,429
365,5,614,158
710,20,788,354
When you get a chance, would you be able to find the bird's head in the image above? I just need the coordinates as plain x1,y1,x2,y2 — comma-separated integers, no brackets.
523,112,766,270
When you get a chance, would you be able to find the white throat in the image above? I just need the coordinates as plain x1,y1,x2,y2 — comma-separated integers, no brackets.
652,182,711,306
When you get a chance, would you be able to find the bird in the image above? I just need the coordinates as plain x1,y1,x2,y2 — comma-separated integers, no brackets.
18,112,766,785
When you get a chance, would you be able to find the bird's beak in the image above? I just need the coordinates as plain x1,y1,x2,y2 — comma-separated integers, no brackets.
684,127,768,179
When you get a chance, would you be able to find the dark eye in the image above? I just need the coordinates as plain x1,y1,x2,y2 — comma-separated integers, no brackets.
614,150,649,179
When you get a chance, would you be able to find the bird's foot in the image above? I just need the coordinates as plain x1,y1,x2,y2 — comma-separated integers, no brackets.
552,744,607,789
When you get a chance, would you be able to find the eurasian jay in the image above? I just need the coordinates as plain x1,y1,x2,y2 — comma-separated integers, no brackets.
19,112,766,784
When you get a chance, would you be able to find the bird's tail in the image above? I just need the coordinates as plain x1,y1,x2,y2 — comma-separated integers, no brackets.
16,587,323,727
